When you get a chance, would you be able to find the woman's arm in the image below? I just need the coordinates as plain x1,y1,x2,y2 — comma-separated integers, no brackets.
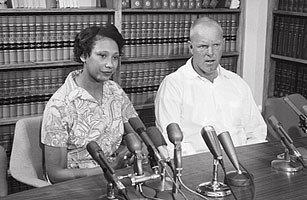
44,145,102,184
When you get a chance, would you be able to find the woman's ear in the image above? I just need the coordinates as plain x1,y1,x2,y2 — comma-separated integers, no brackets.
80,55,86,63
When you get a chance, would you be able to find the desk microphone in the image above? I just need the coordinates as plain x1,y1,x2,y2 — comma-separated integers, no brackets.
197,126,231,197
86,141,130,200
167,123,183,194
146,126,173,192
124,133,157,199
218,131,253,187
268,115,306,171
153,123,186,200
284,96,307,134
128,117,164,170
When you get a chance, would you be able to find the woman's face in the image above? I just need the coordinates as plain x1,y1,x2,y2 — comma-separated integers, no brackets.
83,37,120,83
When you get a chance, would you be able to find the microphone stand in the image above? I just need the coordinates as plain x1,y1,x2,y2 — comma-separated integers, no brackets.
271,139,304,172
196,158,231,197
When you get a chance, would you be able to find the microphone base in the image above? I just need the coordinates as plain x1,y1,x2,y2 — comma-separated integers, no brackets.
271,159,304,172
196,181,231,197
224,171,253,187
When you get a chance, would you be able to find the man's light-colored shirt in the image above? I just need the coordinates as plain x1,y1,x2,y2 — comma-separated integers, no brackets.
155,58,267,156
41,70,138,168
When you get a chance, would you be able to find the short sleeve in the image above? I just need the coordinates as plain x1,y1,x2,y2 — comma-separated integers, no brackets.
41,100,72,147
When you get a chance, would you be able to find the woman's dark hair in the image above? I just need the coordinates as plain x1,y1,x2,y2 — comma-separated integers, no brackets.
73,24,124,63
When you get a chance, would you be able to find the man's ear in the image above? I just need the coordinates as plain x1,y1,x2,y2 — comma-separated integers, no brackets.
188,41,193,55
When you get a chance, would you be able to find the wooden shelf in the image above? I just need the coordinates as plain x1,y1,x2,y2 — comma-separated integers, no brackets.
273,10,307,17
0,61,82,71
271,54,307,65
122,51,239,63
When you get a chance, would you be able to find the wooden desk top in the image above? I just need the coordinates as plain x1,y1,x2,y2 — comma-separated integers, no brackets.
3,137,307,200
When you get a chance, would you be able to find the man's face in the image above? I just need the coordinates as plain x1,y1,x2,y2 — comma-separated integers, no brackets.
83,37,120,83
189,25,224,78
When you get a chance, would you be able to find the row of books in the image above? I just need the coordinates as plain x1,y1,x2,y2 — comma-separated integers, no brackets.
0,66,79,99
272,15,307,59
274,60,307,98
123,0,239,9
121,57,236,88
121,60,184,88
0,95,50,119
278,0,307,13
122,13,238,58
0,14,113,65
6,0,113,8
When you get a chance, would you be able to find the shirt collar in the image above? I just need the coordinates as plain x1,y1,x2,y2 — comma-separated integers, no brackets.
65,69,97,102
185,58,231,81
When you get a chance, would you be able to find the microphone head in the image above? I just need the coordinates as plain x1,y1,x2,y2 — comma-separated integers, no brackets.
166,123,183,144
147,126,167,147
87,141,102,160
201,126,222,159
267,115,280,131
217,131,240,171
128,117,146,134
125,132,143,153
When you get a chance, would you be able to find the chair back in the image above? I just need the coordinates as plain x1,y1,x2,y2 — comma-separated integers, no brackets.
0,145,8,196
10,116,51,187
263,93,307,141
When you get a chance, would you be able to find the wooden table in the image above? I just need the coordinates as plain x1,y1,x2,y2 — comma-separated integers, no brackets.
3,137,307,200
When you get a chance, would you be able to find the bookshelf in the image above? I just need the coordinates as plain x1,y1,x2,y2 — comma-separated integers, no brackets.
263,0,307,104
0,0,245,194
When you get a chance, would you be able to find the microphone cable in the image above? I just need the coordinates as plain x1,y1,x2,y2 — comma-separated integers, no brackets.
177,176,209,200
239,162,255,200
219,159,238,200
163,165,190,200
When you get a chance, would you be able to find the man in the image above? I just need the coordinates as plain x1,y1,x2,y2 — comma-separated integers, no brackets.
155,16,267,156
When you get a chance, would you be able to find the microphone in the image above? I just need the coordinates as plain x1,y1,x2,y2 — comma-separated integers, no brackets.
147,126,171,163
284,96,307,133
128,118,164,169
268,115,306,171
167,123,183,175
146,126,173,192
86,141,130,200
125,132,144,176
167,123,183,193
201,126,223,161
218,131,253,186
196,126,231,197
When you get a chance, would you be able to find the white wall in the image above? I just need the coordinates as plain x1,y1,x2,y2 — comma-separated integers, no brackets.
242,0,268,110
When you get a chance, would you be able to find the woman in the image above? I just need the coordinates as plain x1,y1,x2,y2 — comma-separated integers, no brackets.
41,24,138,183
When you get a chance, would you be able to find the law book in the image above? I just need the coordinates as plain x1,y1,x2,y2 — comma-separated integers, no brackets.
169,0,176,9
272,15,280,55
276,16,285,55
143,0,152,8
152,0,162,8
8,16,17,64
131,0,143,8
161,0,169,8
